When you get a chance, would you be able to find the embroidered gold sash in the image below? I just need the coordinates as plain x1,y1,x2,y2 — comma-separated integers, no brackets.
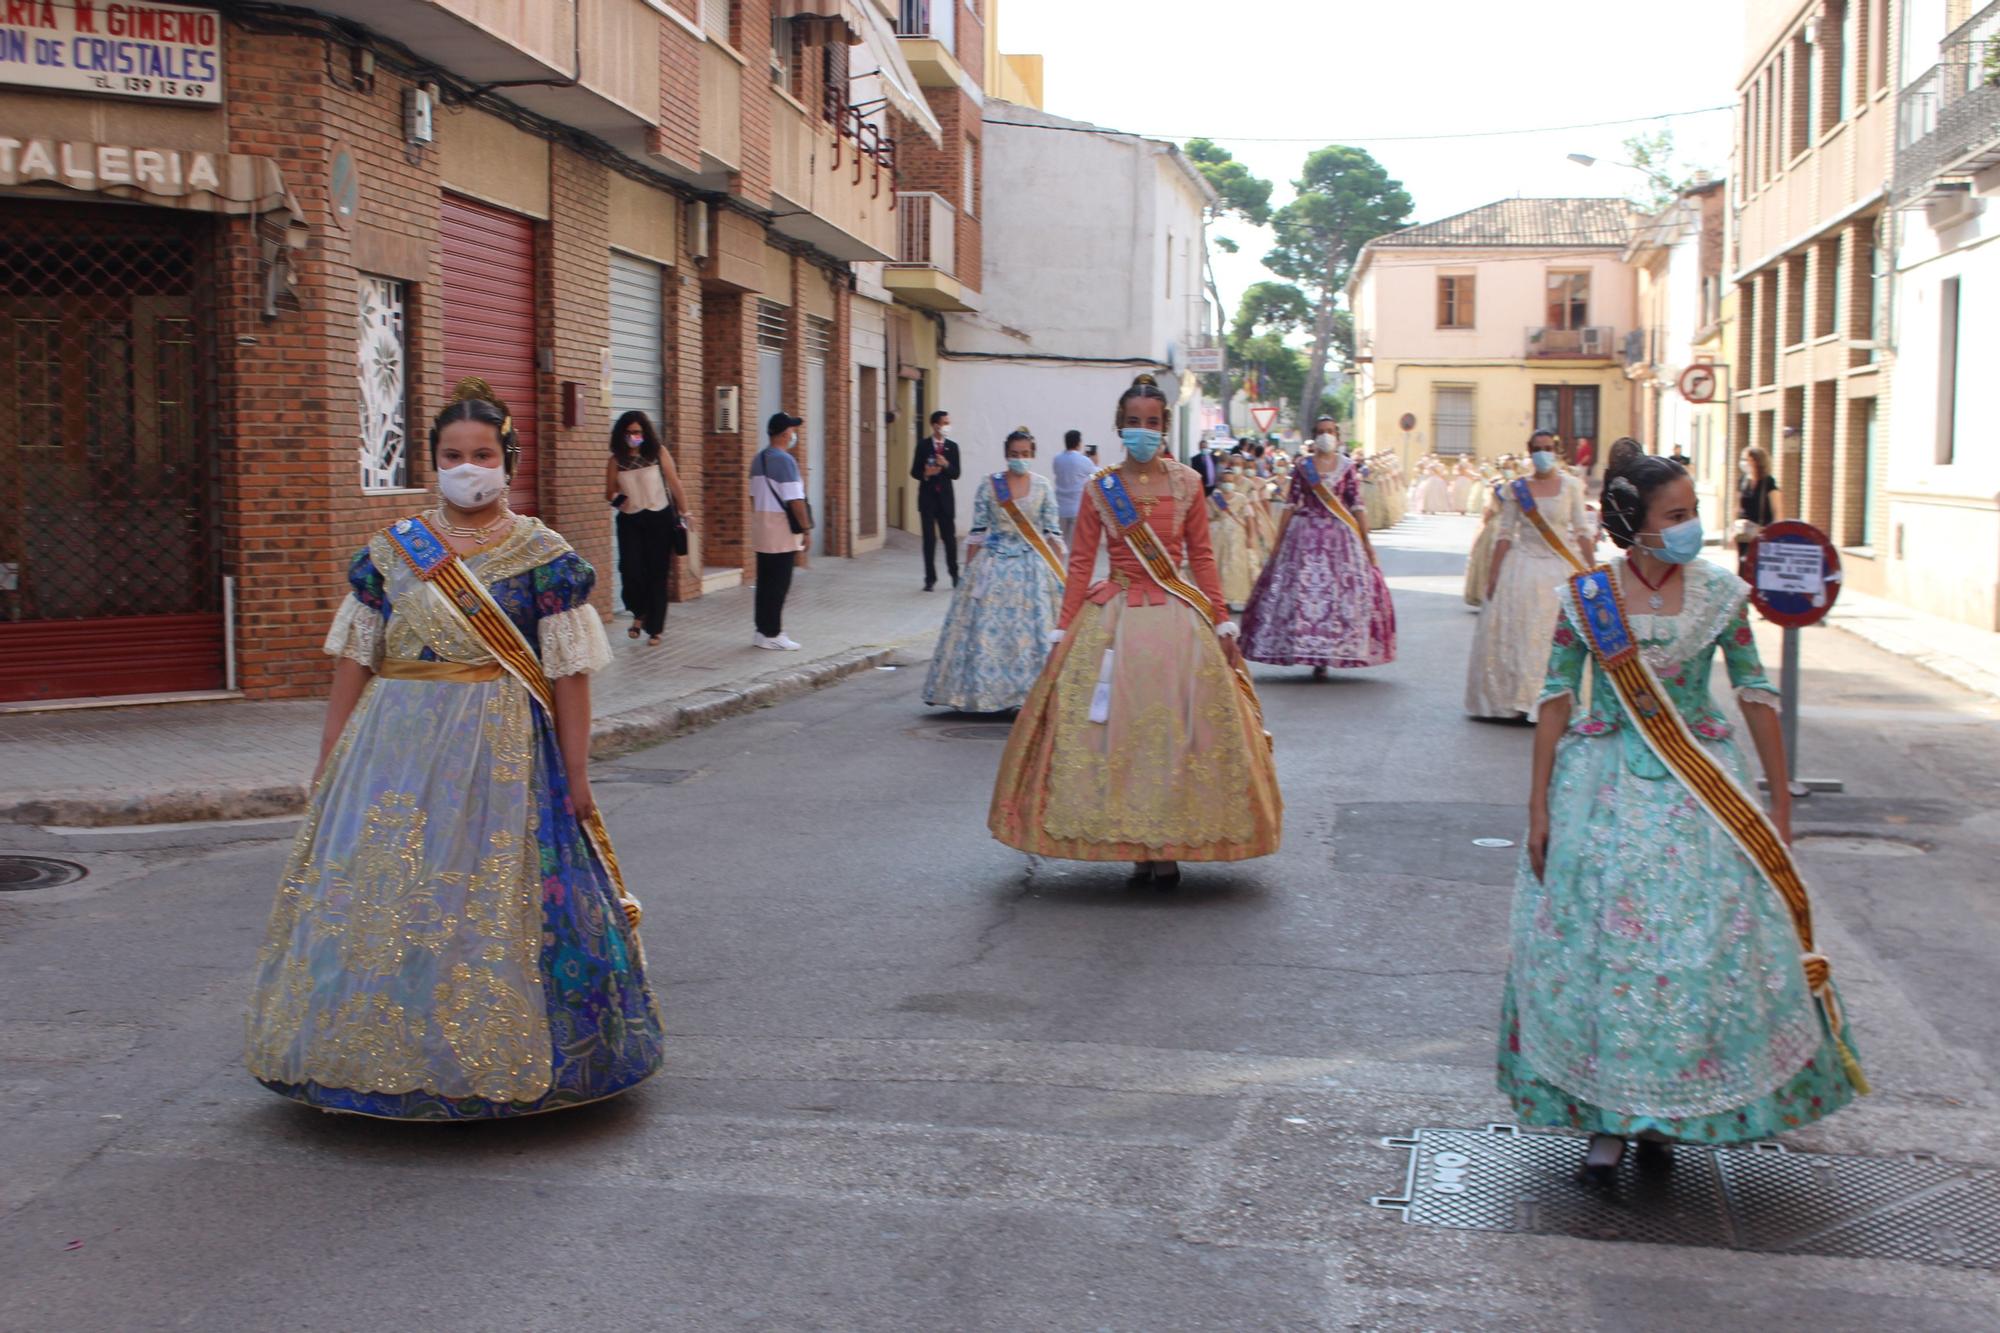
1089,470,1270,748
1564,564,1867,1093
384,515,644,932
990,472,1066,583
1509,477,1586,572
1297,456,1375,564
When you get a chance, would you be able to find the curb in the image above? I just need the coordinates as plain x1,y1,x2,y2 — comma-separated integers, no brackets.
0,642,916,828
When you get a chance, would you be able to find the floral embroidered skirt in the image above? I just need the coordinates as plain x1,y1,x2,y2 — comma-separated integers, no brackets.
245,675,664,1120
987,595,1282,862
1240,509,1396,668
1497,731,1860,1143
922,545,1061,713
1465,546,1569,717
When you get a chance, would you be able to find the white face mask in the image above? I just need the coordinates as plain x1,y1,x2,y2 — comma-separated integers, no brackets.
438,462,509,509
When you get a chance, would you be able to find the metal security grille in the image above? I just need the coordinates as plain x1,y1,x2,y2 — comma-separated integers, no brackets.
756,299,789,351
804,314,834,362
0,207,222,702
1433,386,1475,455
1374,1125,1999,1271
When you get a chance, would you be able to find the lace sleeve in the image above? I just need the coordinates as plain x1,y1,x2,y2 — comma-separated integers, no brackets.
538,606,612,678
323,549,386,667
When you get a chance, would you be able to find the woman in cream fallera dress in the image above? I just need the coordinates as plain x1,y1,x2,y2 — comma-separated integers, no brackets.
1210,478,1258,610
1465,468,1592,717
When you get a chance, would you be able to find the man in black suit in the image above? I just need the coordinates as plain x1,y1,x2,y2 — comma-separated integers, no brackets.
911,408,962,589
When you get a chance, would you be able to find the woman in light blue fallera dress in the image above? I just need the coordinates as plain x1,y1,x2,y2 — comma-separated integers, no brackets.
923,430,1066,713
1502,456,1861,1180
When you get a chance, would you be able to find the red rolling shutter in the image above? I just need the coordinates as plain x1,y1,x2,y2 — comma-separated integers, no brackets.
440,194,540,513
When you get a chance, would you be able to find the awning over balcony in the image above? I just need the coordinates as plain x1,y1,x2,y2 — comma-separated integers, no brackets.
852,0,944,146
773,0,869,44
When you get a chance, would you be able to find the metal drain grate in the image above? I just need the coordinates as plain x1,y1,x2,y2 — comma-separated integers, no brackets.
1373,1125,1998,1270
0,856,89,891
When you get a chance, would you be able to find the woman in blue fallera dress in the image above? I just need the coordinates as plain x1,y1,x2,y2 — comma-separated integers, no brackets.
245,382,664,1119
922,428,1066,713
1501,455,1861,1180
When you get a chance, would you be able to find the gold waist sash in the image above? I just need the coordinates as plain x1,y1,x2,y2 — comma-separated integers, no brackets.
376,658,505,683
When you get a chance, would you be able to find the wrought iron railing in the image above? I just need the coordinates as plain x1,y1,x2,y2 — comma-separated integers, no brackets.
1894,0,2000,196
1526,326,1615,359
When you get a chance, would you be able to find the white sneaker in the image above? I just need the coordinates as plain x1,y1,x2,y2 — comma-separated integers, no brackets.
753,633,788,651
774,634,802,651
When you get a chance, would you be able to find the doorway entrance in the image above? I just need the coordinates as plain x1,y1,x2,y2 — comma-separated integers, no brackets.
0,207,222,703
1535,385,1600,472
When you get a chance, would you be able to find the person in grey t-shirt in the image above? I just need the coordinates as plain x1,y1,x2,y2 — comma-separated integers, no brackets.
1052,429,1095,544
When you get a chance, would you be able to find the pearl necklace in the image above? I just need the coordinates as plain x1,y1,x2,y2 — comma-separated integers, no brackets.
432,506,514,543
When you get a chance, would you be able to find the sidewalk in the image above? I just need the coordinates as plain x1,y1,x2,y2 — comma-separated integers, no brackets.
0,533,947,826
1820,584,2000,702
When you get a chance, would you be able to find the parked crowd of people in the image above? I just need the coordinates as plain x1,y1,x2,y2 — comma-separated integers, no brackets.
251,375,1860,1188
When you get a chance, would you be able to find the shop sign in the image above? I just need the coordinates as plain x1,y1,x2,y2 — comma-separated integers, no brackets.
0,2,222,105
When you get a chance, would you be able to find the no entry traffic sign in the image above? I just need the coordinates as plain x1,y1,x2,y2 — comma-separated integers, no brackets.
1746,520,1841,628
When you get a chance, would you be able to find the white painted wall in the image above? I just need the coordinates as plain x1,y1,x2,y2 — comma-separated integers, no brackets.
1884,172,2000,628
940,102,1214,506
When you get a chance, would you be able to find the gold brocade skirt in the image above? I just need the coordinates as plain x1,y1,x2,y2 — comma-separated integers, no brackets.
987,596,1283,862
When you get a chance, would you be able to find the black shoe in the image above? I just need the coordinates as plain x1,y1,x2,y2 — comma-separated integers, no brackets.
1580,1133,1626,1186
951,575,961,588
1635,1140,1675,1173
923,580,935,591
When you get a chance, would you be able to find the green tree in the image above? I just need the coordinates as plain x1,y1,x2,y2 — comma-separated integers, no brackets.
1230,281,1310,341
1185,137,1272,226
1184,140,1276,412
1264,146,1412,434
1619,126,1709,213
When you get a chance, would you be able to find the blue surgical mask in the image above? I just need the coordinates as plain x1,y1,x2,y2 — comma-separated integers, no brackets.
1531,450,1556,474
1121,427,1163,462
1645,517,1705,565
1006,457,1030,475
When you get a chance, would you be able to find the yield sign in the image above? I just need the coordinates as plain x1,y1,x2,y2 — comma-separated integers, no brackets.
1251,406,1279,434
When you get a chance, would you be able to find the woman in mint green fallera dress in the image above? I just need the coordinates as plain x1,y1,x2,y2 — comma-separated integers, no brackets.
1501,455,1861,1180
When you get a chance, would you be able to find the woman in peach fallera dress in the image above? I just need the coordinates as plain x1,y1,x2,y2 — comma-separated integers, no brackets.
989,375,1282,884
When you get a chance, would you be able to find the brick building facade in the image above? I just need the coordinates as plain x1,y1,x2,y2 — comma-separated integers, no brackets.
1,0,912,704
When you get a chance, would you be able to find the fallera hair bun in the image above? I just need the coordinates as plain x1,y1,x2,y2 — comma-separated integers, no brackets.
450,375,513,439
1131,372,1158,388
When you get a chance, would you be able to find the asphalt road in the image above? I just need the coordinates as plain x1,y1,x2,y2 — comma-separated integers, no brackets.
4,516,1997,1331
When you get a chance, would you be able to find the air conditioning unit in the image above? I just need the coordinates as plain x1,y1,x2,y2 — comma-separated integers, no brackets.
1925,183,1983,232
714,385,740,434
1580,327,1606,356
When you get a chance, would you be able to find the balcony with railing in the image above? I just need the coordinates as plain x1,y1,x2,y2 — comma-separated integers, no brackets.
883,190,976,310
1526,326,1616,360
1895,0,2000,196
894,0,971,90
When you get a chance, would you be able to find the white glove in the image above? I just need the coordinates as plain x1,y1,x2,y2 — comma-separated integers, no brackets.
1214,621,1240,640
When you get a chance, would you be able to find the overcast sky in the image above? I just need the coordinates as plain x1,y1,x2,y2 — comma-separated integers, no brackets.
995,0,1742,329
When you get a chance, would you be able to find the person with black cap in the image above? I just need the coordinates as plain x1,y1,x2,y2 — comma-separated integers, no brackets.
750,411,811,650
911,408,963,589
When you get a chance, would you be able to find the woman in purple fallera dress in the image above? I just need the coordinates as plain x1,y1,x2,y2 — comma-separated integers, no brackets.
1240,434,1397,676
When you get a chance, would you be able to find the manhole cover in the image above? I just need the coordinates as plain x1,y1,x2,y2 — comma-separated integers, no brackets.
909,723,1016,742
0,855,88,891
1795,833,1928,857
595,768,699,787
1374,1125,1998,1269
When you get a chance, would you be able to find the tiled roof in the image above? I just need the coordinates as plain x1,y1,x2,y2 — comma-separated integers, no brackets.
1372,197,1641,249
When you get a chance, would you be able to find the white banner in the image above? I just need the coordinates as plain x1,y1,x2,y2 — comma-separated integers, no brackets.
0,2,222,105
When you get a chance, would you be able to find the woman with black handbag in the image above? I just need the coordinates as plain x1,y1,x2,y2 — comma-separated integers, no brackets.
606,410,691,646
